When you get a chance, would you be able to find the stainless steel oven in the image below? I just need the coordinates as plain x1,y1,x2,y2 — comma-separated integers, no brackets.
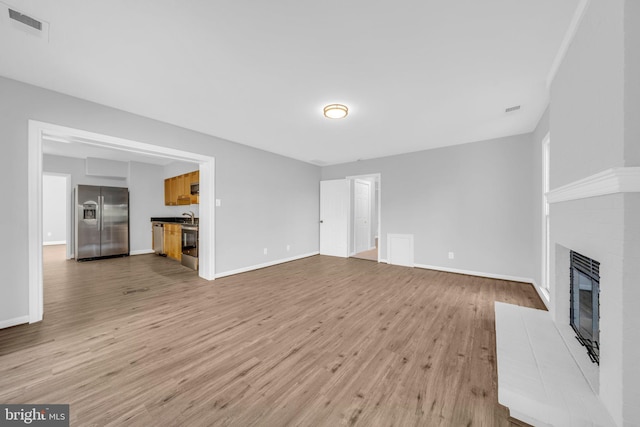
181,225,198,270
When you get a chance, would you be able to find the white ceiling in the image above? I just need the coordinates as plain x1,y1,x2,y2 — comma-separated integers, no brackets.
1,1,580,166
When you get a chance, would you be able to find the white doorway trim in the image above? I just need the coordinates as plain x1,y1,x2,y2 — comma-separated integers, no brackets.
541,133,551,304
28,120,216,324
346,173,381,262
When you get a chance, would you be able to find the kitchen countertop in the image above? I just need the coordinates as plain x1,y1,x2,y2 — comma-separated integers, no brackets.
150,217,199,225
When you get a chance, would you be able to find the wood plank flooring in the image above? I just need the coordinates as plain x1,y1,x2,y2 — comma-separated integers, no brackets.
0,245,545,426
351,248,378,261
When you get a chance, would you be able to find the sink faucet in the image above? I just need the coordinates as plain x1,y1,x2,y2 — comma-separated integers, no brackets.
182,211,195,224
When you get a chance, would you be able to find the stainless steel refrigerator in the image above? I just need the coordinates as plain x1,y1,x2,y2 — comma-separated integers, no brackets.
75,185,129,261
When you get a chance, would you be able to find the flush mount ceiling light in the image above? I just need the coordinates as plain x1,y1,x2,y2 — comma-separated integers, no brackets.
323,104,348,119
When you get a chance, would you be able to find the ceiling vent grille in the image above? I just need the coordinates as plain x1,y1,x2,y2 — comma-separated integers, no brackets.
8,8,41,30
505,105,521,113
2,2,49,41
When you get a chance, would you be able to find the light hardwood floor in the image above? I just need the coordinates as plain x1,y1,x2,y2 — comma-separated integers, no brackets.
351,248,378,262
0,245,545,426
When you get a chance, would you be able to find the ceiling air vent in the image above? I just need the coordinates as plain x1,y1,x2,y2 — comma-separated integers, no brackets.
505,105,521,113
2,2,50,41
8,8,42,30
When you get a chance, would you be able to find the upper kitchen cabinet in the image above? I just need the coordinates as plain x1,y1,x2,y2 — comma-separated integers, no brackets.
164,170,199,206
164,177,177,206
189,170,199,204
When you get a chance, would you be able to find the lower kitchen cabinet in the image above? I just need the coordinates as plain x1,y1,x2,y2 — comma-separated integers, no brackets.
164,223,182,261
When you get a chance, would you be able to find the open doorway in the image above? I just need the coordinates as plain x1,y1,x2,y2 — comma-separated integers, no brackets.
28,120,216,324
42,173,71,260
348,174,380,262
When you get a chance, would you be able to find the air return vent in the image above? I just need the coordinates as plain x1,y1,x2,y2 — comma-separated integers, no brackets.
2,2,50,40
8,8,41,30
505,105,521,113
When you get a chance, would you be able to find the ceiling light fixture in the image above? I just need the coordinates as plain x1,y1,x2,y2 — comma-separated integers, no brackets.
323,104,348,119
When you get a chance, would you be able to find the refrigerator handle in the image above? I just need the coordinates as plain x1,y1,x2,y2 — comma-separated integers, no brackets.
99,195,104,230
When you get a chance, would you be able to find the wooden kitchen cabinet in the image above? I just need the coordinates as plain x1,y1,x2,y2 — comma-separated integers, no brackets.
164,170,199,206
176,174,190,205
189,170,199,204
164,223,182,261
164,178,173,206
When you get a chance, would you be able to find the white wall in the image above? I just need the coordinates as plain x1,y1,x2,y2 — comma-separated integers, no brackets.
322,133,535,280
622,2,640,422
42,174,67,244
163,160,199,178
624,0,640,166
128,161,165,254
551,4,625,189
0,76,320,327
622,193,640,424
44,154,128,188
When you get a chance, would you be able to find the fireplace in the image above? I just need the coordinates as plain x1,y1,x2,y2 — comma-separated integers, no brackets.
570,251,600,364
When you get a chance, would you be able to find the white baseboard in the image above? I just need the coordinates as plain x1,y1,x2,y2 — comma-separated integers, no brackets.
379,258,388,264
530,280,550,310
0,315,29,330
43,241,66,246
130,249,155,256
414,263,535,285
215,252,319,279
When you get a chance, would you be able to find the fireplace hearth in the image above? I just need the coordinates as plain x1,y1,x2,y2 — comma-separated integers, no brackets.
570,251,600,364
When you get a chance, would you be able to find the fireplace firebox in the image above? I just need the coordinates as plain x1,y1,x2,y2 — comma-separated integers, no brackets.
570,251,600,364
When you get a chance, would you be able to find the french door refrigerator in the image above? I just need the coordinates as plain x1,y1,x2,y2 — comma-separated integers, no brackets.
75,185,129,261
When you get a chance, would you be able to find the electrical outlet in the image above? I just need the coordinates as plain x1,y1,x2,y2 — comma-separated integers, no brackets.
286,245,290,252
215,199,221,207
264,248,268,255
448,252,455,259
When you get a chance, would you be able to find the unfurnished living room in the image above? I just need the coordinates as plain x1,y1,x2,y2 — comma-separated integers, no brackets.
1,1,638,426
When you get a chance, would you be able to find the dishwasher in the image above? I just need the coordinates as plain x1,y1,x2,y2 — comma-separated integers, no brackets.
152,222,166,256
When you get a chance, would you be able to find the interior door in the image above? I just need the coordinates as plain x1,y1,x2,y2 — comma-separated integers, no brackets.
354,179,371,254
320,179,349,257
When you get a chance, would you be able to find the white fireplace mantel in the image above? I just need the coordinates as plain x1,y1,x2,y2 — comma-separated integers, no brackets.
547,167,640,204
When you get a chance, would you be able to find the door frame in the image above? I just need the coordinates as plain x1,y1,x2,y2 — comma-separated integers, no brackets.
541,133,551,302
346,173,381,261
28,120,216,323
